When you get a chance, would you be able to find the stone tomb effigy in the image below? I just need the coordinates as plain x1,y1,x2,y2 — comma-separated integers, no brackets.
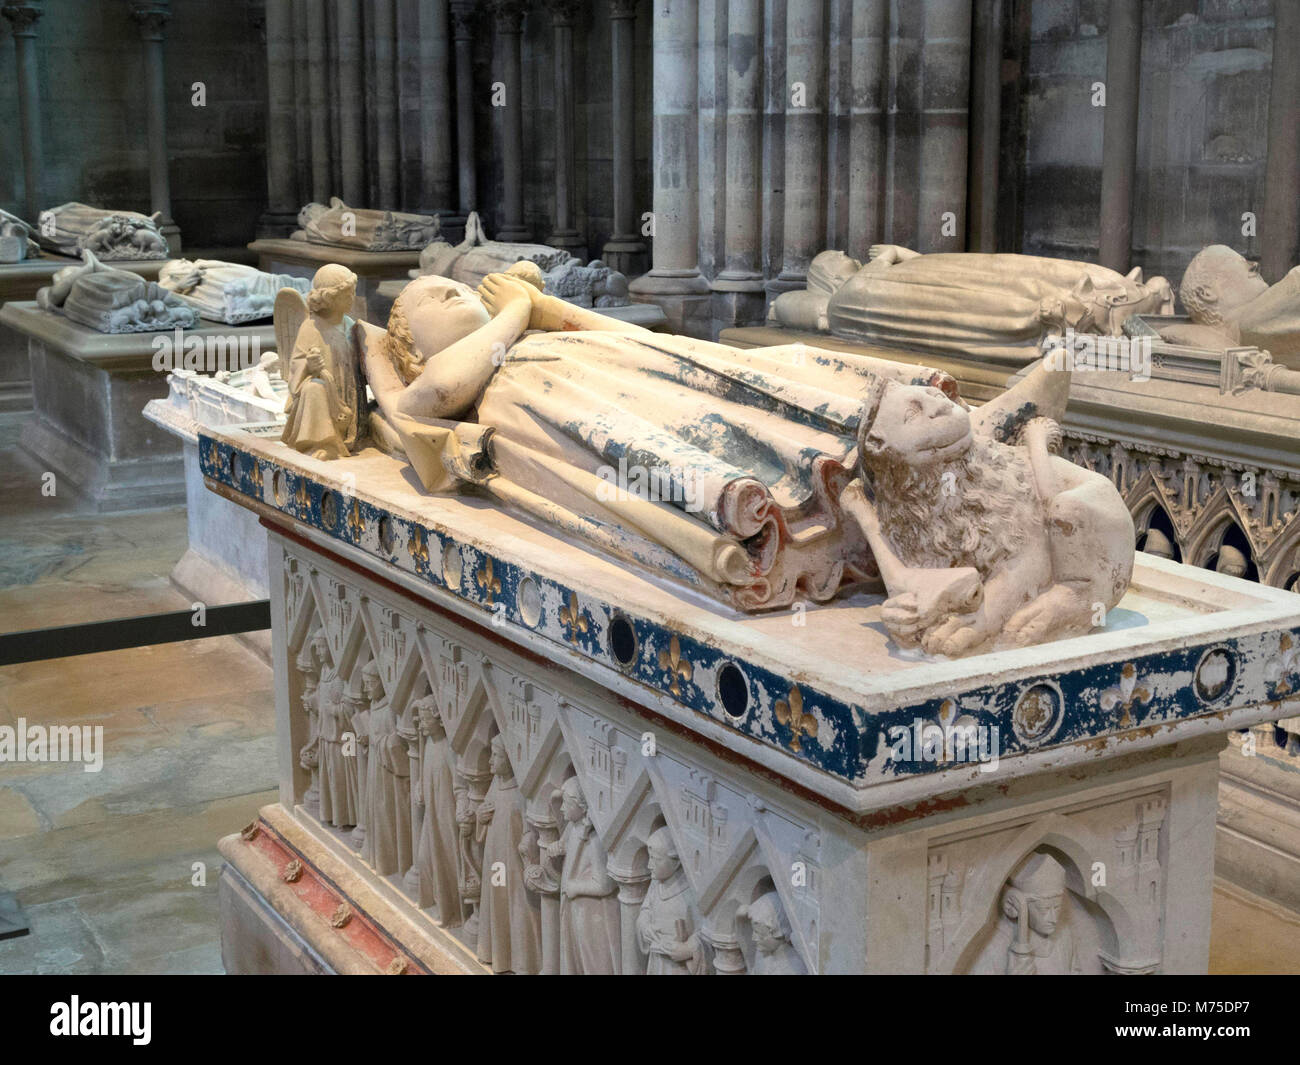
203,423,1300,974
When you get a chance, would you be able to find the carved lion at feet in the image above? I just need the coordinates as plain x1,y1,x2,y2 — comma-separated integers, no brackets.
840,377,1135,658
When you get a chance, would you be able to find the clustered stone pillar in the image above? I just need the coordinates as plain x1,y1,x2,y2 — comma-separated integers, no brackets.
260,0,298,233
775,0,826,292
600,0,646,275
417,0,454,217
1260,0,1300,283
494,0,531,242
335,0,365,206
129,0,181,251
1098,0,1141,273
2,1,44,224
628,0,711,334
373,0,400,209
966,0,1002,252
449,0,479,232
306,0,332,204
546,0,585,251
710,0,764,326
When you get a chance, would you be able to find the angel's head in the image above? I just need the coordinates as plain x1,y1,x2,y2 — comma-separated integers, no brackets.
307,263,358,318
384,275,490,384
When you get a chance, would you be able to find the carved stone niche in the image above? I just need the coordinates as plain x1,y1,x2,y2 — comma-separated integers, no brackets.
207,425,1299,974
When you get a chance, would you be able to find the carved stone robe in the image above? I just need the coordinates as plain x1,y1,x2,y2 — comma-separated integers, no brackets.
475,776,542,973
557,818,620,975
636,869,705,975
362,699,411,876
316,669,359,828
416,727,463,925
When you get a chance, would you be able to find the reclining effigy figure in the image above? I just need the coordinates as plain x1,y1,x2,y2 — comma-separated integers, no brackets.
158,258,310,324
293,197,441,251
0,208,40,263
769,245,1173,368
336,264,1135,658
1153,244,1300,366
38,202,170,260
415,211,630,308
36,250,198,333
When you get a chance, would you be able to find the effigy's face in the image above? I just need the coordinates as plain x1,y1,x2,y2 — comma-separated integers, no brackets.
867,384,972,470
405,276,490,358
1214,249,1269,311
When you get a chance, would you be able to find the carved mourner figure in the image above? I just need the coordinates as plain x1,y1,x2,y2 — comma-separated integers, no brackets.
768,245,1172,367
739,891,806,975
315,633,359,828
413,696,464,925
475,735,542,973
360,661,411,876
277,264,360,460
636,827,706,974
295,636,323,811
358,268,1135,657
546,776,620,974
969,852,1081,975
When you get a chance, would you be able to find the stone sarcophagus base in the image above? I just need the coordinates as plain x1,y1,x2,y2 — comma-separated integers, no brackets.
203,429,1300,974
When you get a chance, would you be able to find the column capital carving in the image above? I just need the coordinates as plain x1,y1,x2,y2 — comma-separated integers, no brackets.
546,0,583,28
0,2,43,37
449,0,479,39
493,0,528,33
608,0,637,20
129,1,171,41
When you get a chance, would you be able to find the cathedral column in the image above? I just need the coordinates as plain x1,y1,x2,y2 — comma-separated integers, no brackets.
546,0,585,251
966,0,1002,252
846,0,886,262
260,0,299,234
417,0,454,216
373,0,400,208
336,0,365,206
601,0,646,275
1098,0,1141,272
493,0,530,241
628,0,711,335
774,0,826,293
306,0,332,204
129,1,181,251
608,866,649,975
1261,0,1300,282
449,0,479,231
711,0,765,328
2,1,44,223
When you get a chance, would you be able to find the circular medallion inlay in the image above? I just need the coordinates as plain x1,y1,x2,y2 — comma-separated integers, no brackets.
1011,682,1064,747
1194,646,1236,704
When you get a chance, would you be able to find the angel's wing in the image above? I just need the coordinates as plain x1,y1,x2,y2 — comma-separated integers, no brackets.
274,287,309,367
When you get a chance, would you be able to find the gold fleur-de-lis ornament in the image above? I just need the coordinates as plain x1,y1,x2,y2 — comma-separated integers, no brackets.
475,556,502,603
774,685,818,753
559,591,589,643
657,635,693,696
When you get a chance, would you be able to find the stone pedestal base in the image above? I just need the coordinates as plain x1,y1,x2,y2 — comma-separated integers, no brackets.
709,288,768,338
600,238,648,279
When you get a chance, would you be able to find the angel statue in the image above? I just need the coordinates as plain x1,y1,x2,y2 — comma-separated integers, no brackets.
277,264,360,460
357,266,1136,657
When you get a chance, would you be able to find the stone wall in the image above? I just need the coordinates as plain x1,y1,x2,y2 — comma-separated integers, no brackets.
1020,0,1275,282
0,0,268,249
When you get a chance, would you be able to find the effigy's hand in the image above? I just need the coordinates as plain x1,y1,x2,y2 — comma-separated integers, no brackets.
477,272,538,321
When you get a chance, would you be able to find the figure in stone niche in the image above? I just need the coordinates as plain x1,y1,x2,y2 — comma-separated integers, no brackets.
36,251,198,333
359,269,1136,655
768,245,1173,368
474,735,542,973
1154,245,1300,367
277,264,360,460
544,776,620,974
315,633,360,829
360,661,412,876
349,688,370,852
413,696,464,925
969,852,1081,975
738,891,806,975
0,208,39,263
38,202,169,260
295,635,323,811
416,211,631,308
158,258,311,324
636,827,705,974
294,197,441,251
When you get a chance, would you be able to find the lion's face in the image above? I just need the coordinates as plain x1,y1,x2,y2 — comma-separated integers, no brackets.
863,384,973,471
